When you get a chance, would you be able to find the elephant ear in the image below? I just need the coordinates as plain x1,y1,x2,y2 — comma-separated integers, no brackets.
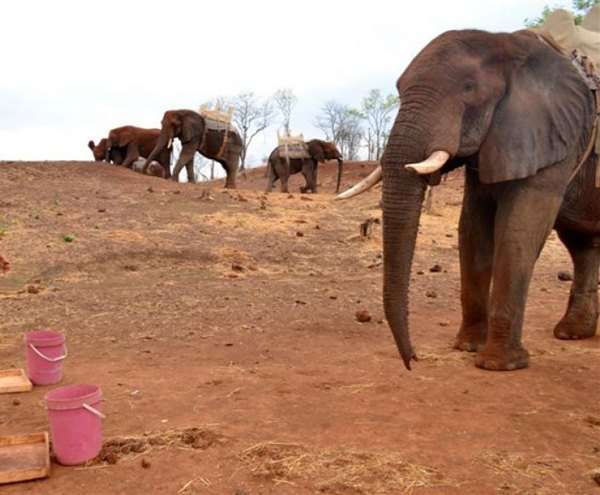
181,113,204,143
308,140,326,162
478,33,595,184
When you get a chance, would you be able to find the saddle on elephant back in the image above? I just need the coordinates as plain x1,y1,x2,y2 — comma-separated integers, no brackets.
278,133,311,160
198,106,236,159
532,6,600,170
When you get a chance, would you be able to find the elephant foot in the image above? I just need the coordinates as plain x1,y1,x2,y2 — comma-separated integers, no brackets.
554,316,597,340
225,182,236,189
453,322,487,352
553,294,598,340
475,346,529,371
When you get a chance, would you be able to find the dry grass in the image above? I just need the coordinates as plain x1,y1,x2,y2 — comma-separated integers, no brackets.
477,450,566,492
417,346,471,365
240,441,444,494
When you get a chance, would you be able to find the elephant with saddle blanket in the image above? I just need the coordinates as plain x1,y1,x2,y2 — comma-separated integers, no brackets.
339,7,600,371
144,109,242,188
266,139,343,194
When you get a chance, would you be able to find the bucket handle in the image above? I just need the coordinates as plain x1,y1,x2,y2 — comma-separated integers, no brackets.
29,343,68,362
83,403,106,419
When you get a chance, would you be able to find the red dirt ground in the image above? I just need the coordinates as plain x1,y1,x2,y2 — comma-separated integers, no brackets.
0,160,599,494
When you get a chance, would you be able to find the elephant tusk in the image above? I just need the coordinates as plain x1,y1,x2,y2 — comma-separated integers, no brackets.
335,165,382,200
405,150,450,175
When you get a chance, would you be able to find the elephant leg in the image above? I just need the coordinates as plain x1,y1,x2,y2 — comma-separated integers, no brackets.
220,157,237,189
454,173,495,352
185,161,196,183
278,160,290,193
159,150,172,178
300,161,311,193
122,144,140,168
553,229,600,340
312,162,319,193
475,185,564,371
112,149,125,165
265,161,276,193
172,143,196,182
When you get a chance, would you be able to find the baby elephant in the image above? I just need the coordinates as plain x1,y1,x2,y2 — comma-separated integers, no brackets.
266,139,343,194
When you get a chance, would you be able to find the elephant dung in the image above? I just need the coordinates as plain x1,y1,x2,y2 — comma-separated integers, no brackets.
355,310,372,323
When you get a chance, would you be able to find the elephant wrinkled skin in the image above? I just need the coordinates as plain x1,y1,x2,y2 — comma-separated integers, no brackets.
346,29,597,371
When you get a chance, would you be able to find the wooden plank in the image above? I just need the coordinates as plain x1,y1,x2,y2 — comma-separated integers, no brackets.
198,105,233,124
0,369,32,394
0,432,50,484
278,133,305,146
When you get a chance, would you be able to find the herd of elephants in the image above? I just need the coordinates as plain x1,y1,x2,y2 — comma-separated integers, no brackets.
7,18,600,373
87,109,344,194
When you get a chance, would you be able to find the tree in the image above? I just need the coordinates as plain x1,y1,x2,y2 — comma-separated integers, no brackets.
231,92,274,170
339,108,364,161
314,100,345,143
314,100,364,160
360,89,399,161
273,88,297,136
524,0,598,27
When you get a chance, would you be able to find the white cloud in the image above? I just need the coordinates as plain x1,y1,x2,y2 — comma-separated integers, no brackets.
0,0,552,161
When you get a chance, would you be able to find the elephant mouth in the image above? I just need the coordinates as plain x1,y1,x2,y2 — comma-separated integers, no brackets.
335,150,450,200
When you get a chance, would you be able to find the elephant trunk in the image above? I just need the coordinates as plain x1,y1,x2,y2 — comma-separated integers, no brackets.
382,116,430,370
145,128,172,173
335,158,343,193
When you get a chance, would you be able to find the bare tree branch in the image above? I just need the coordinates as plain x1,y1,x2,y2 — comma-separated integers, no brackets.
273,88,298,136
230,92,275,170
314,100,364,160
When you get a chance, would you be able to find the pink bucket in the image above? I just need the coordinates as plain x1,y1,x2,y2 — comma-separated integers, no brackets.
45,384,105,465
25,329,67,385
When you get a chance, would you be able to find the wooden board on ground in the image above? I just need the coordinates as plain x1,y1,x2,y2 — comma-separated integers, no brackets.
0,369,32,394
0,432,50,484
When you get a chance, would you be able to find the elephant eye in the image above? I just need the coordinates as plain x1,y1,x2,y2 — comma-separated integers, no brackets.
463,80,476,93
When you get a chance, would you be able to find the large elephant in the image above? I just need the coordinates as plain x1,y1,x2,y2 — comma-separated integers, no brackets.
144,110,242,188
88,138,125,164
105,126,172,178
339,29,598,371
265,139,343,193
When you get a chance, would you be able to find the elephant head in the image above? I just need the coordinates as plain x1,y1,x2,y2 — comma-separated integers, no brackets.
338,29,594,369
88,138,108,162
105,126,139,161
144,110,205,172
307,139,344,192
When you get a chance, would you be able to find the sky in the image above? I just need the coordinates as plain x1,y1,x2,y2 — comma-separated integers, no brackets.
0,0,555,170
